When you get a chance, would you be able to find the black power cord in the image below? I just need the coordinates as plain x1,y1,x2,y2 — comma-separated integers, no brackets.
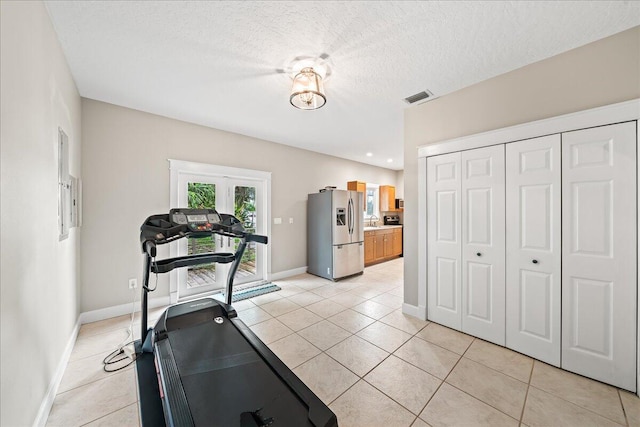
102,280,141,372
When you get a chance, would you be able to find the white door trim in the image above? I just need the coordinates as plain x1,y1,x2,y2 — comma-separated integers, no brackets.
169,159,272,303
418,99,640,158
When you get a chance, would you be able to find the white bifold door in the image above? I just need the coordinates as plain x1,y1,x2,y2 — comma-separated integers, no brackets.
461,146,505,345
561,121,637,391
427,152,462,330
428,145,506,345
506,135,561,366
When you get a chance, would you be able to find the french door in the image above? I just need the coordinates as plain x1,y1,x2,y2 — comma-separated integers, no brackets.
172,167,267,300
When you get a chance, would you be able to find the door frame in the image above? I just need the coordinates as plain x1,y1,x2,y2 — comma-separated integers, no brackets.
169,159,271,303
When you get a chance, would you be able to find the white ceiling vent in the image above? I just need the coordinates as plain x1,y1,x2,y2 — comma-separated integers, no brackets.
404,89,435,105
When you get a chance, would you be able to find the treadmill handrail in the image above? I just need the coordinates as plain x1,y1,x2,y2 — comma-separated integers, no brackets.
150,252,236,274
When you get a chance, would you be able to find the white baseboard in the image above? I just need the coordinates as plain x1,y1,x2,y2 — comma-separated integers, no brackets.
402,303,427,321
33,318,81,427
269,266,308,281
79,295,171,324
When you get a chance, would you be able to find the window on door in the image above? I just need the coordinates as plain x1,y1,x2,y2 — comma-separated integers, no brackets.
169,160,271,303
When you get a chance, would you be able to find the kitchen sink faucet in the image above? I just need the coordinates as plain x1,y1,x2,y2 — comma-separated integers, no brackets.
369,214,379,227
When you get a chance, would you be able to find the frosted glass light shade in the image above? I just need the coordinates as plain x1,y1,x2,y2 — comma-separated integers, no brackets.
290,67,326,110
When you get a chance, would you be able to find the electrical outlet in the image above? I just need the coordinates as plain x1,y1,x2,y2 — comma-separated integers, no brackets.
128,278,137,289
289,217,294,224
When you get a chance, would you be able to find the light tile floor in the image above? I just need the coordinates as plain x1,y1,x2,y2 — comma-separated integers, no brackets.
47,258,640,426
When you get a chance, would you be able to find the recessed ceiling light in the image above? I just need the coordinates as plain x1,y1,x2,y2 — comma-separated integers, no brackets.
366,152,373,157
387,158,393,163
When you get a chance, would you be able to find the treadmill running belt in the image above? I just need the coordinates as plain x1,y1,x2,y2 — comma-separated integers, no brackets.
167,320,314,426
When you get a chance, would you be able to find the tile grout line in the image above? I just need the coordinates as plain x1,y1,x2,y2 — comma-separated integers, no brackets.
527,362,630,425
518,358,536,425
528,383,629,426
616,389,629,427
392,324,470,422
50,370,137,426
432,338,522,424
351,320,437,418
78,402,138,427
413,338,471,423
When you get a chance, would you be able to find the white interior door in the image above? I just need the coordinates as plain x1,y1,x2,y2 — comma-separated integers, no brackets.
427,152,462,330
561,121,637,392
506,135,561,365
461,145,506,345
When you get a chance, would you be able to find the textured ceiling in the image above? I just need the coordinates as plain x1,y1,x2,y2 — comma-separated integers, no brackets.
44,1,639,170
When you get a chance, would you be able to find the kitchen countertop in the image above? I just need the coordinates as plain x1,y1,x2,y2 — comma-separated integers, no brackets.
363,225,403,231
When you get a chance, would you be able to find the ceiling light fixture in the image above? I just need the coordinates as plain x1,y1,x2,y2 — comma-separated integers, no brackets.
366,152,373,157
290,67,326,110
387,158,393,163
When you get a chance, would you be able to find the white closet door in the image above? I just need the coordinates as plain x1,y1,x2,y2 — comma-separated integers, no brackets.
506,135,561,366
427,152,462,330
461,145,505,345
562,121,637,392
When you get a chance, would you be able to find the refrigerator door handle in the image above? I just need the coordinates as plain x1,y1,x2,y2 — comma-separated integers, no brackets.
347,198,352,235
349,197,354,235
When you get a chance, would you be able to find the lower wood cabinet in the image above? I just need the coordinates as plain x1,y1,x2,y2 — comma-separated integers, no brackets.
364,233,375,264
364,227,402,266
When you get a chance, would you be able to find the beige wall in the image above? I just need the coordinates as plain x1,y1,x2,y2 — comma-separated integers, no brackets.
403,26,640,305
0,1,82,425
81,99,398,312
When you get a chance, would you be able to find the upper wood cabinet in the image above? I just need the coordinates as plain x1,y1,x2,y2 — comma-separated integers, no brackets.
347,181,366,193
347,181,366,211
379,185,396,212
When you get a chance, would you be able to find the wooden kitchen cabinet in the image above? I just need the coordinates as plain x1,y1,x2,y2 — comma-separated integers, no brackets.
348,181,367,211
379,185,396,212
347,181,366,193
374,233,386,260
392,228,403,255
364,232,375,264
364,227,402,266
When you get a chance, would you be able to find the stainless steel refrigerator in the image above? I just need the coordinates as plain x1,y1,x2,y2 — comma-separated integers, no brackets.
307,189,364,280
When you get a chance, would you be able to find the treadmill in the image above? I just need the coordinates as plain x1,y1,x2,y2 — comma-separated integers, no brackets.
135,208,338,427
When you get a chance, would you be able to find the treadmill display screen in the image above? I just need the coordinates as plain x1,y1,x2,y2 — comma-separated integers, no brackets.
186,214,207,223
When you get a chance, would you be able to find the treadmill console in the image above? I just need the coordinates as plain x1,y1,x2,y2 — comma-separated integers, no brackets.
170,208,221,232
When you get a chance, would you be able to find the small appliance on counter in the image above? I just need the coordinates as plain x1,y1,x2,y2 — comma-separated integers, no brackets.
384,215,401,225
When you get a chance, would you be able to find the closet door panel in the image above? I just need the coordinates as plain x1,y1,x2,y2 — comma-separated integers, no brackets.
427,153,462,330
506,135,561,366
461,145,505,345
562,121,637,392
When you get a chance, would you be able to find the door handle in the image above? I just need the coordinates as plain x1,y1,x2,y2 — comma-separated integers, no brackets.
476,252,482,257
532,259,539,264
348,199,353,234
228,236,232,246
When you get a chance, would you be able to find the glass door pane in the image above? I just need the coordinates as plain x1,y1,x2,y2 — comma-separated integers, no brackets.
232,183,260,286
186,182,218,289
176,174,266,299
177,175,229,299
